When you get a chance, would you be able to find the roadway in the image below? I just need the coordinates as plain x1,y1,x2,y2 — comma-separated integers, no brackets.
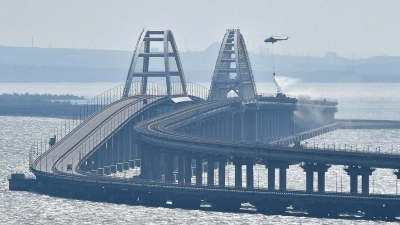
32,95,165,175
136,100,400,169
29,95,400,217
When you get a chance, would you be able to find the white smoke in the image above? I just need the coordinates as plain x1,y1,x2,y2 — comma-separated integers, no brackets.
274,76,299,93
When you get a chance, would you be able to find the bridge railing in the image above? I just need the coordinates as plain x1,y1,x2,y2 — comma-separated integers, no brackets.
126,81,209,100
298,141,399,155
268,138,399,156
73,95,169,174
29,83,126,168
186,82,209,100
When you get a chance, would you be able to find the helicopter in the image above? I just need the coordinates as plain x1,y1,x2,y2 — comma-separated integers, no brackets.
264,35,289,44
263,35,289,96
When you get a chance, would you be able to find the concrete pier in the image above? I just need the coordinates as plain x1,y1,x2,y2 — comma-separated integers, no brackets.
8,174,36,191
301,163,331,192
345,166,375,194
265,161,290,191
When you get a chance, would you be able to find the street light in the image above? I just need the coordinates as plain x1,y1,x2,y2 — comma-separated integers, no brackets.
334,172,338,192
372,176,375,193
340,174,343,192
72,158,74,174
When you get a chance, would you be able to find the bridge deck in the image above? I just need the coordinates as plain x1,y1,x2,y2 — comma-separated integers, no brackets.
29,95,400,218
136,100,400,169
33,170,400,205
32,95,164,175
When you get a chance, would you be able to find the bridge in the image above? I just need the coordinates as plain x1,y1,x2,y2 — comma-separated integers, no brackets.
15,29,400,220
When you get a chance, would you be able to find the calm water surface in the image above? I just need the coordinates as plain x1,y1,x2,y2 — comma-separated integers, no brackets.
1,82,400,224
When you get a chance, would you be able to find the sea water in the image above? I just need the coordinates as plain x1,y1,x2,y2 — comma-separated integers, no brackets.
1,82,400,224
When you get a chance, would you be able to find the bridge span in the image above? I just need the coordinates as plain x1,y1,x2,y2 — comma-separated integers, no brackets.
12,29,400,220
28,95,400,219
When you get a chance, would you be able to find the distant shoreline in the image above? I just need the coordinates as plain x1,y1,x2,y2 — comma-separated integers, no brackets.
1,45,399,83
0,93,86,118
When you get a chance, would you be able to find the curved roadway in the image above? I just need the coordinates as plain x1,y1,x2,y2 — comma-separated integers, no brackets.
136,100,400,169
29,95,400,211
31,95,165,175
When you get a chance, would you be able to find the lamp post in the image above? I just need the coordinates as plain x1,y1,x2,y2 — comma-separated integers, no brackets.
54,127,58,142
334,172,338,192
257,164,260,189
72,158,74,174
340,174,343,192
227,164,230,187
372,176,375,193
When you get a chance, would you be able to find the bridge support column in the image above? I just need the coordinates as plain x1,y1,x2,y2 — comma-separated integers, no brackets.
218,117,223,138
234,163,242,188
265,161,290,191
105,139,112,166
246,162,254,189
232,158,253,188
138,144,147,179
243,108,258,142
120,127,128,163
212,118,218,138
200,121,205,136
361,174,369,194
232,111,244,141
317,171,325,192
207,157,215,186
117,131,124,163
267,165,275,190
164,152,174,183
184,156,192,185
177,154,185,184
207,120,212,137
112,135,118,165
301,163,330,192
195,156,203,185
279,166,287,191
152,150,161,181
220,115,226,139
350,173,358,194
344,166,375,194
226,113,233,140
305,170,313,192
218,158,226,186
147,148,154,180
98,145,106,168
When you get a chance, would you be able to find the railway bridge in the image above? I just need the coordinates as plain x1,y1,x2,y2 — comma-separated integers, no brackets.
19,29,400,220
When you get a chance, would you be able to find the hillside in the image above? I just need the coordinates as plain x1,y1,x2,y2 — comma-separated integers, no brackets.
1,45,399,83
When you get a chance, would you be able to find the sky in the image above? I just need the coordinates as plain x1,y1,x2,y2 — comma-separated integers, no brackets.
1,0,400,58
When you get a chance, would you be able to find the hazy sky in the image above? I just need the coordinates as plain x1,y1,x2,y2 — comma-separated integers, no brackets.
1,0,400,58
